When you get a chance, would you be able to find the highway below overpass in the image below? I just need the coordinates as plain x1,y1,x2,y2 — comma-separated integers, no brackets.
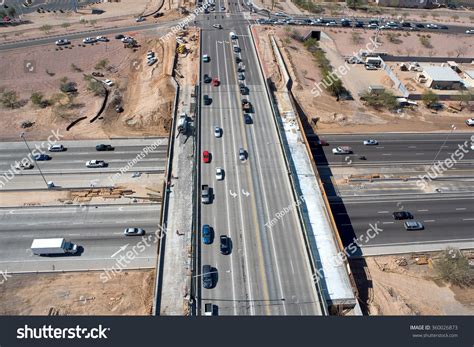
0,204,160,273
196,0,322,315
0,138,167,189
311,132,474,255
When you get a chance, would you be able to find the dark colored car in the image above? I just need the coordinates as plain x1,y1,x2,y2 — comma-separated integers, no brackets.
355,21,364,28
202,224,213,244
244,114,252,124
153,12,163,18
415,23,425,28
34,154,51,161
115,34,125,39
203,74,212,83
95,144,114,151
202,265,214,289
220,235,231,255
239,83,248,95
393,211,413,220
401,22,411,27
203,95,211,105
440,25,448,30
235,56,242,64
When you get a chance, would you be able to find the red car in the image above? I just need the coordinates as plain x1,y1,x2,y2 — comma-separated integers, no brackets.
212,78,220,87
202,150,211,163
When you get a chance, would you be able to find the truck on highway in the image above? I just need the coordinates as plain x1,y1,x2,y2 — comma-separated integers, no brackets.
201,185,211,204
332,146,352,155
30,238,78,256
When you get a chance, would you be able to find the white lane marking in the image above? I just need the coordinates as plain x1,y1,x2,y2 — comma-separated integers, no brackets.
290,259,295,275
462,218,474,221
382,222,394,225
423,220,435,223
408,146,417,148
415,153,424,155
418,209,429,212
382,153,392,156
377,211,389,214
456,208,466,211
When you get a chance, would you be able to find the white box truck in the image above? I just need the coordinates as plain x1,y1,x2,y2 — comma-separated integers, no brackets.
31,238,78,256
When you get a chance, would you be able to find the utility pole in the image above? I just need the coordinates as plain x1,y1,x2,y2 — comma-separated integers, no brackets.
20,133,49,189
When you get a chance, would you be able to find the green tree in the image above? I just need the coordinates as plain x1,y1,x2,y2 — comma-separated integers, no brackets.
422,89,439,106
434,248,473,287
40,24,53,34
1,90,19,109
7,7,16,18
87,80,106,97
30,92,51,108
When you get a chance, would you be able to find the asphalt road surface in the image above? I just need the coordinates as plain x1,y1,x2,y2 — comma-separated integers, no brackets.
0,138,167,189
197,0,322,316
0,204,161,273
315,132,474,166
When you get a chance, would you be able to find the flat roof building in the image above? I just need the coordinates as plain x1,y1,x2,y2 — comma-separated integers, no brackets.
418,66,464,90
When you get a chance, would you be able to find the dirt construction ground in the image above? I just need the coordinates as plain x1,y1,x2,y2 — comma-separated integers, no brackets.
353,255,474,315
254,25,474,134
0,29,176,140
0,270,155,315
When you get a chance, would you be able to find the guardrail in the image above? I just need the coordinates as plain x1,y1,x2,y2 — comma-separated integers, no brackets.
152,44,180,316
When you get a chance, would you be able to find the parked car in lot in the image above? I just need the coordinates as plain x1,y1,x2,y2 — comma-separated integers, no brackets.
96,36,109,42
466,118,474,126
202,150,211,163
202,224,213,244
404,221,424,231
86,160,107,168
220,235,231,255
212,23,222,29
202,265,214,289
393,211,413,220
48,144,65,152
115,34,125,40
332,146,352,154
147,58,157,66
83,37,97,44
95,144,114,151
135,16,145,22
55,39,70,46
214,126,222,138
124,227,145,236
363,139,378,145
103,79,114,87
34,154,51,161
216,167,224,181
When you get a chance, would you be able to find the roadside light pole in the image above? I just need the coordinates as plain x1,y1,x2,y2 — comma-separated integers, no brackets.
20,133,49,188
431,124,456,168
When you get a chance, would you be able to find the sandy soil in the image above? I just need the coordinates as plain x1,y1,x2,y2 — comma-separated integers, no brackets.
327,28,474,58
0,29,177,141
354,255,474,316
0,270,155,315
254,25,473,134
0,0,182,44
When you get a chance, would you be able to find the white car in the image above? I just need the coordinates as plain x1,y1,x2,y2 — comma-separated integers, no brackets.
15,162,34,170
466,30,474,34
220,6,225,10
86,160,107,168
147,58,157,66
48,144,65,152
212,24,222,29
83,37,97,44
332,146,352,154
214,126,222,138
466,118,474,126
216,167,224,181
426,24,438,29
136,16,145,22
55,39,70,46
367,23,378,29
326,21,337,26
96,36,109,42
121,36,134,43
202,54,210,62
103,79,114,87
363,139,378,145
124,227,145,236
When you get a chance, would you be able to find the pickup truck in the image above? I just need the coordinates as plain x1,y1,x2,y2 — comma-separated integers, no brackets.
241,99,252,113
201,185,211,204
